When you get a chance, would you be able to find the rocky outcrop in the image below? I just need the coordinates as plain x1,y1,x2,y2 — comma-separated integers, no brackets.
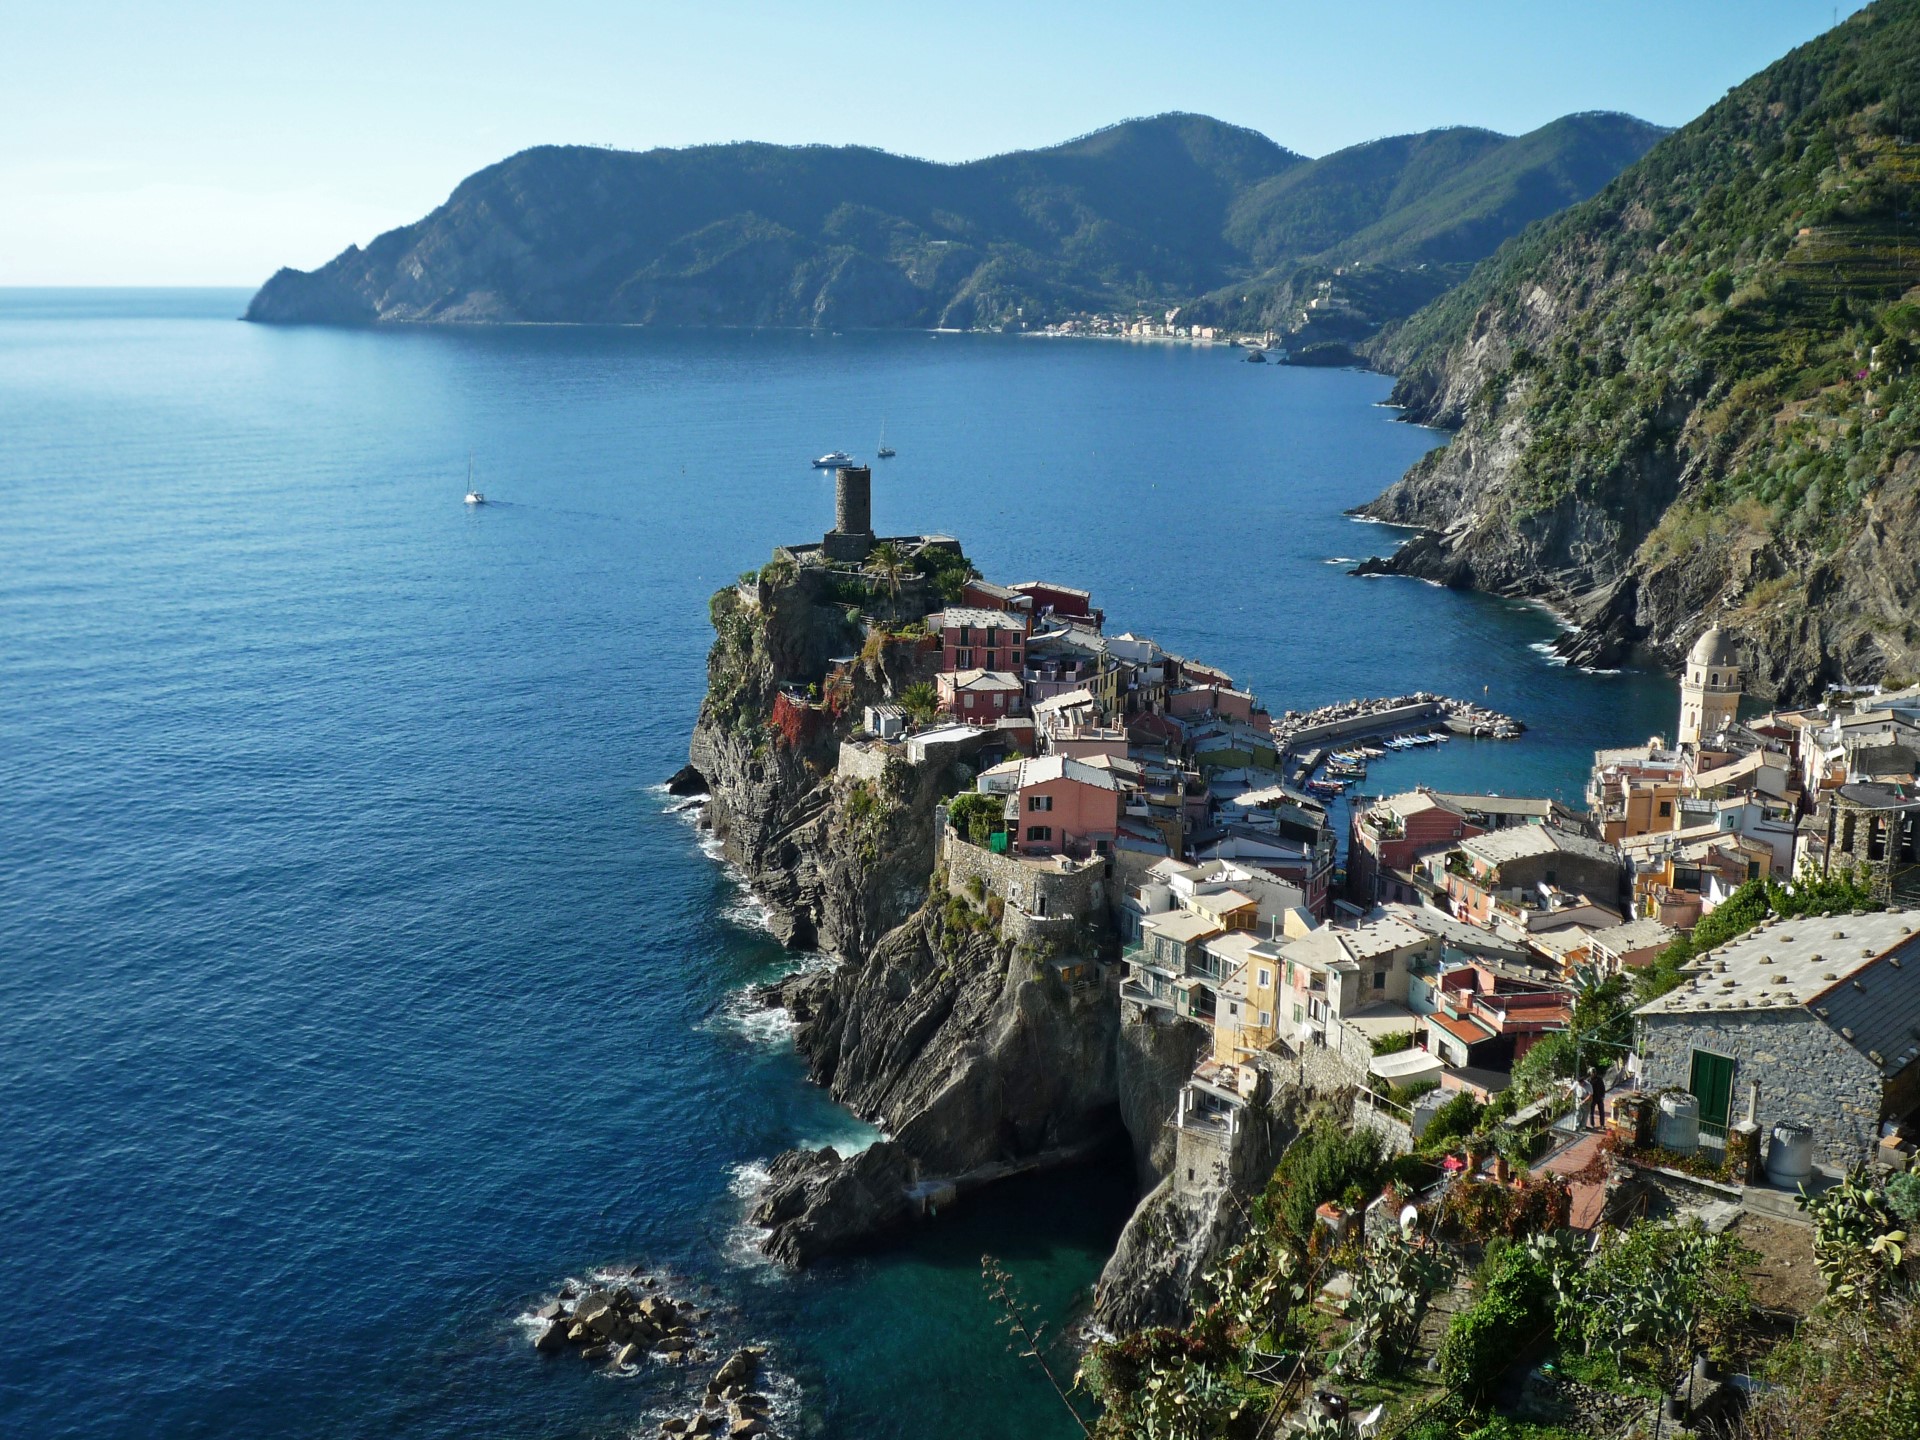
749,1144,917,1268
1114,1019,1209,1189
751,897,1123,1264
686,565,944,949
1090,1078,1311,1334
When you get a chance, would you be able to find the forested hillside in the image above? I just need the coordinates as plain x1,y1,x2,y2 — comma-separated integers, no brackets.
1361,0,1920,700
245,113,1659,333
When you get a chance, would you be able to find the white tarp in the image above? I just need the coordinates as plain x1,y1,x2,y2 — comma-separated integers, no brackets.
1369,1048,1445,1085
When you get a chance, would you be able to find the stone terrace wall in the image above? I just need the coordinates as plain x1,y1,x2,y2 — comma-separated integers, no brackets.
1639,1008,1883,1167
940,831,1107,937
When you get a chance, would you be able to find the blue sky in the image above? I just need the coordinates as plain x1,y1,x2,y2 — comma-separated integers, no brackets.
2,1,1868,285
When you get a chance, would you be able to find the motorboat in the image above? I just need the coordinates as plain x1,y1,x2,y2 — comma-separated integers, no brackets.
812,451,855,469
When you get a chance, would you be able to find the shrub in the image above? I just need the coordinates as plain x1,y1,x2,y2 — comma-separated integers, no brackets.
1420,1092,1483,1153
945,792,1003,847
1261,1119,1390,1246
1438,1241,1556,1399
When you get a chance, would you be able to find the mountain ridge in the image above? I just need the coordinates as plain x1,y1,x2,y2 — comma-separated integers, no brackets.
245,111,1663,332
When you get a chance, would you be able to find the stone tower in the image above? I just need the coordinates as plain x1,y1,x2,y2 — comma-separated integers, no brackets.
1678,626,1742,748
822,465,874,562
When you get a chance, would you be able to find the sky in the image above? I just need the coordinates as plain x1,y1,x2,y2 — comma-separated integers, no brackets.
1,0,1872,286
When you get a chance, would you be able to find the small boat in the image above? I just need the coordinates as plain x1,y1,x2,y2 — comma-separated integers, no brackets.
812,451,855,470
876,421,895,460
464,454,485,506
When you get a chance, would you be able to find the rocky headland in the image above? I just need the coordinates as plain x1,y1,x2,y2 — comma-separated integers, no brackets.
677,546,1282,1322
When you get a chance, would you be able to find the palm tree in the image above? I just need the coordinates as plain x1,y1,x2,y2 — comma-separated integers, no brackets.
867,542,907,602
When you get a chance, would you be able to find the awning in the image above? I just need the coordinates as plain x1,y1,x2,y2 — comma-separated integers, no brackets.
1369,1048,1445,1085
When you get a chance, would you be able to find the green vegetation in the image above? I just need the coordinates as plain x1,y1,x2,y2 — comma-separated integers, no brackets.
256,111,1659,336
945,791,1004,847
1438,1237,1566,1399
1377,0,1920,664
1797,1164,1910,1300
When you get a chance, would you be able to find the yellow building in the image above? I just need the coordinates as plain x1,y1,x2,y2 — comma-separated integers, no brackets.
1206,931,1278,1063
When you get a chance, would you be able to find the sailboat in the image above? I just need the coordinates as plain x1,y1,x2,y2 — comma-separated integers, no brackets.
876,420,896,459
464,454,485,505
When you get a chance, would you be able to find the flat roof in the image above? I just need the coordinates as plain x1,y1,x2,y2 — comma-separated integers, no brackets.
1460,824,1620,869
1144,911,1227,945
934,607,1029,630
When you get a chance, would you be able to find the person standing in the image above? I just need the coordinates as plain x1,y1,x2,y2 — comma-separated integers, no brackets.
1587,1063,1609,1132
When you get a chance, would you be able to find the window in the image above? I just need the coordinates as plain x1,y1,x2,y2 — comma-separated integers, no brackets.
956,649,973,669
963,694,974,709
1028,795,1053,812
1373,970,1386,989
1257,968,1271,988
1026,825,1052,843
1292,1004,1304,1024
1259,1010,1271,1027
1658,800,1672,818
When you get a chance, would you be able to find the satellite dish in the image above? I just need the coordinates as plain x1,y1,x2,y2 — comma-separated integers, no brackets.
1399,1204,1420,1236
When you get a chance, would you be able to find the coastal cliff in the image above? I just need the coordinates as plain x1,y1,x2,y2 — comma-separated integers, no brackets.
684,555,1140,1266
1354,0,1920,699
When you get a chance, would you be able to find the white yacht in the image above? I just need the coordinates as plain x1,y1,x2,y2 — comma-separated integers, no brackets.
811,450,855,469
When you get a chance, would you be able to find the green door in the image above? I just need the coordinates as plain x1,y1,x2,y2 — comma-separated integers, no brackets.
1688,1049,1735,1132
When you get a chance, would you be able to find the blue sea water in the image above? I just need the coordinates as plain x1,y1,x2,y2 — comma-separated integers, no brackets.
0,290,1674,1440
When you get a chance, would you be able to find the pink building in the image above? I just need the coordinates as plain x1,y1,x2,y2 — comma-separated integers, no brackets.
934,607,1029,674
1012,755,1123,858
938,668,1024,725
1167,685,1255,722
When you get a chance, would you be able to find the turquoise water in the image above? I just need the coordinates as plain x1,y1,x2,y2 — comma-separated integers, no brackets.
0,291,1672,1439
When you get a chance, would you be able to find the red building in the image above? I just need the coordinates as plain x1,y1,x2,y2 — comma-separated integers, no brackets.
1347,790,1487,905
1010,581,1103,631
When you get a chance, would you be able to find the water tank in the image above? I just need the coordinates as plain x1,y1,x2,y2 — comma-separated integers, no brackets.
1655,1092,1700,1154
1766,1122,1815,1186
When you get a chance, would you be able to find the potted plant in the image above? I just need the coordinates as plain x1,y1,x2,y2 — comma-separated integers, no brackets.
1491,1125,1531,1185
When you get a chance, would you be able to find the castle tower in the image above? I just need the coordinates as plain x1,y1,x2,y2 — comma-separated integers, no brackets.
1678,626,1741,748
822,465,874,562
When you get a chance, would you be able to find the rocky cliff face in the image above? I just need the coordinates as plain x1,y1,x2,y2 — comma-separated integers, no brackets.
1354,1,1920,700
687,568,940,950
1090,1078,1310,1334
686,561,1134,1266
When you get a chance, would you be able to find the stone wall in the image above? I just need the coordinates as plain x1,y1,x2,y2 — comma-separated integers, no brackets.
940,831,1106,934
1351,1098,1416,1155
1638,1008,1884,1167
836,738,895,786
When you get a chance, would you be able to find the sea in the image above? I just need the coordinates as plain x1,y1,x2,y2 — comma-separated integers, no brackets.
0,290,1675,1440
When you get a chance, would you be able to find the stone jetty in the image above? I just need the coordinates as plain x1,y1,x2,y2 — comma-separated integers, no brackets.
1272,691,1522,753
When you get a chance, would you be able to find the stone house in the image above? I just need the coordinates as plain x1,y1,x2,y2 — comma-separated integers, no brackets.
1634,908,1920,1167
1802,783,1920,906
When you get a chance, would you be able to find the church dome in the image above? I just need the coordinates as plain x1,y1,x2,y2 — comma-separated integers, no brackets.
1688,626,1738,668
